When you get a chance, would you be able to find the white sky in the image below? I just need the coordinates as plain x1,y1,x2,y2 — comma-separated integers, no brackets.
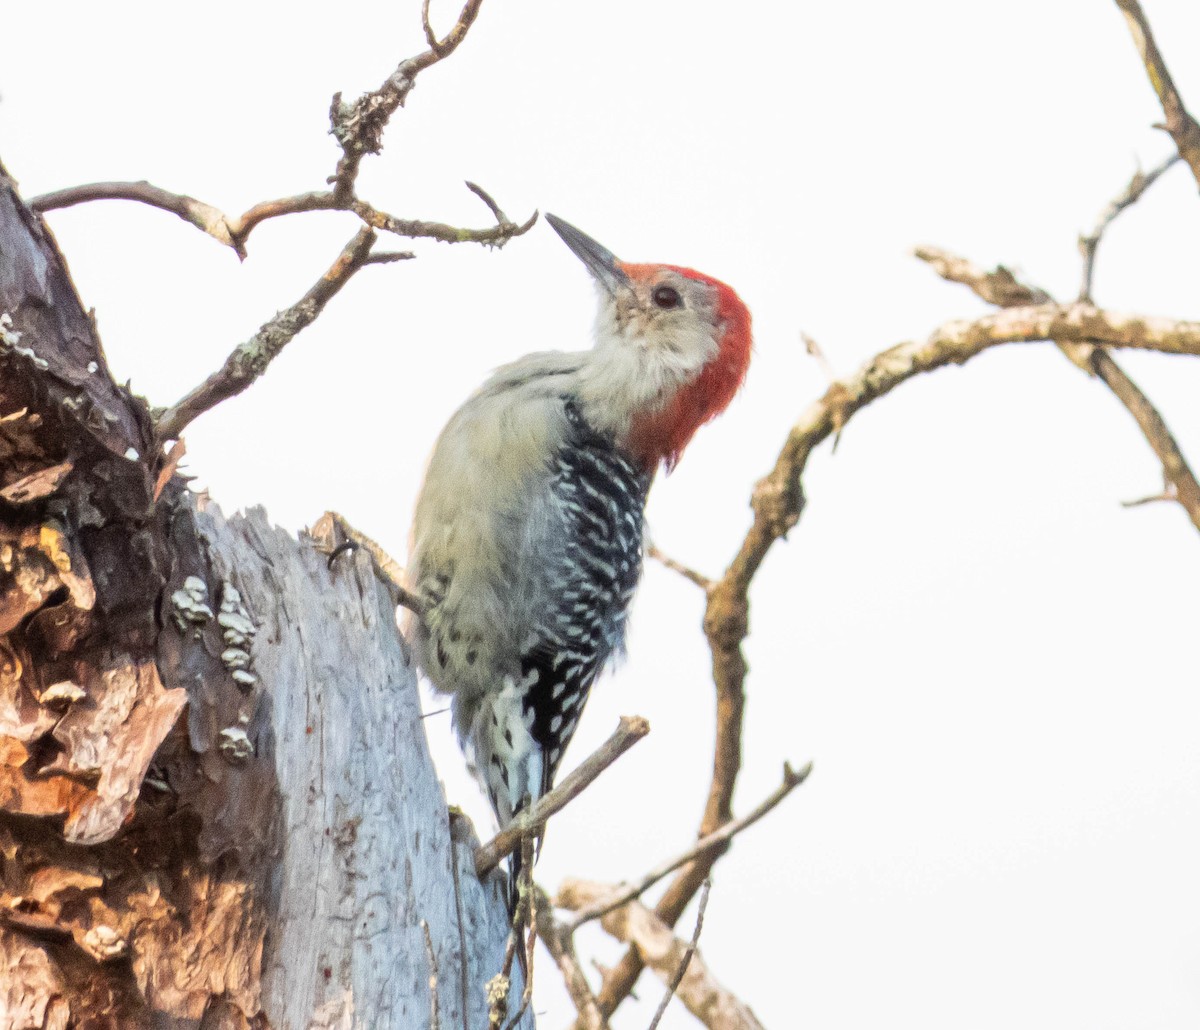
4,2,1200,1027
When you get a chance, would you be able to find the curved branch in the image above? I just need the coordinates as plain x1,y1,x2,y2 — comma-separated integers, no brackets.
30,181,536,257
731,303,1200,595
29,181,243,254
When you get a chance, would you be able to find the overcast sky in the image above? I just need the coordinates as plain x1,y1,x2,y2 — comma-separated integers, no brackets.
5,2,1200,1027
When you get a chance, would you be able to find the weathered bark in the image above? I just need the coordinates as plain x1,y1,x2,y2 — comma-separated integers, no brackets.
0,159,528,1028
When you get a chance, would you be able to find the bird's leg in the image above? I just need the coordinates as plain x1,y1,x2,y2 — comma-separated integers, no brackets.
311,510,425,617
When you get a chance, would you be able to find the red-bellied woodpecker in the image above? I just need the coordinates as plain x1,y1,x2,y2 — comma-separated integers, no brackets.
408,214,752,888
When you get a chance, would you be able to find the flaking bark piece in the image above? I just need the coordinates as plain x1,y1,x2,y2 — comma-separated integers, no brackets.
47,658,187,844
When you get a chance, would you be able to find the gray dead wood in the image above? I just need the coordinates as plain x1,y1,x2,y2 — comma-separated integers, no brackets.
199,501,530,1029
0,154,530,1029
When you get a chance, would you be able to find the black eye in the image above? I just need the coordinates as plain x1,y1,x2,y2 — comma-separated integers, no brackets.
652,285,682,310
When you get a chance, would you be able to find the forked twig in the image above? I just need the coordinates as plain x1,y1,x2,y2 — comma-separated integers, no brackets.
564,760,811,933
1078,153,1180,302
646,543,712,591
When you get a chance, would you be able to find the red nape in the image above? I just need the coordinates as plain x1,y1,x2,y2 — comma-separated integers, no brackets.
622,264,753,472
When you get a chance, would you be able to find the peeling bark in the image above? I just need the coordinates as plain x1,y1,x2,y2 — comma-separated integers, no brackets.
0,159,528,1028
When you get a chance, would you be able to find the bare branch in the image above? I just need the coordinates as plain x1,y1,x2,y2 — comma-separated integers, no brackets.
1114,0,1200,189
329,0,485,197
801,330,834,376
561,881,763,1030
1122,483,1176,508
155,227,379,443
30,181,243,254
475,716,651,877
1078,153,1181,302
421,0,442,52
912,246,1050,307
33,4,537,260
646,879,710,1030
1091,350,1200,531
646,543,712,592
226,190,342,244
351,197,539,248
912,245,1091,370
365,250,417,265
32,179,534,257
534,886,610,1030
563,760,811,933
915,247,1200,534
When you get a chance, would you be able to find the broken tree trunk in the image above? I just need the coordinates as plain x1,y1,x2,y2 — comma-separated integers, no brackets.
0,159,528,1029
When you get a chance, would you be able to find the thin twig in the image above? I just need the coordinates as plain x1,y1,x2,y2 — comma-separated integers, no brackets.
646,543,712,592
421,0,442,52
534,886,609,1030
1114,0,1200,189
911,246,1051,307
1078,153,1180,302
421,919,441,1030
564,760,811,933
350,198,538,248
475,716,650,877
465,181,509,224
365,250,417,265
801,331,837,382
645,880,711,1030
1121,484,1176,508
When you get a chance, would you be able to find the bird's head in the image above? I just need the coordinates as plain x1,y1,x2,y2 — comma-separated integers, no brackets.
546,213,752,473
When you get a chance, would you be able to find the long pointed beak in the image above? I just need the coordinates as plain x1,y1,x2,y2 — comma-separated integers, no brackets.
545,213,630,296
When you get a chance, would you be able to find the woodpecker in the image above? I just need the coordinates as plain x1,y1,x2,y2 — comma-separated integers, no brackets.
408,214,752,882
